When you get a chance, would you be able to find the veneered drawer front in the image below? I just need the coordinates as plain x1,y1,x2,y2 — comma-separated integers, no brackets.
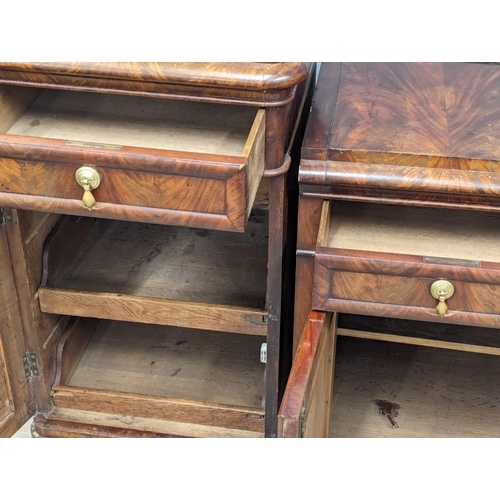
313,269,500,327
0,87,265,232
312,200,500,328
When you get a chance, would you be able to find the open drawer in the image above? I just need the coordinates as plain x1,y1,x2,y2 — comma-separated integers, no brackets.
312,201,500,328
0,86,265,232
33,317,266,438
38,211,268,335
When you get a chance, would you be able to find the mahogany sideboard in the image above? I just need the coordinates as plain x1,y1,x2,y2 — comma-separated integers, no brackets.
279,62,500,437
0,62,314,438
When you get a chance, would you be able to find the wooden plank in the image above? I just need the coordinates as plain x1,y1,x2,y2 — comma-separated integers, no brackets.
55,317,101,385
302,313,337,438
330,336,500,438
39,288,267,336
0,218,34,437
52,387,265,433
243,109,266,219
35,407,263,438
41,215,96,287
338,328,500,356
0,85,41,133
33,414,188,438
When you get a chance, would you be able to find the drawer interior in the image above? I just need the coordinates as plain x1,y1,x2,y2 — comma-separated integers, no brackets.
330,331,500,438
324,201,500,263
51,317,265,436
3,87,262,156
38,210,269,335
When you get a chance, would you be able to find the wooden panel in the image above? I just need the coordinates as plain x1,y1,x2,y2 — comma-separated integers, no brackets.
323,63,500,167
0,329,14,427
52,387,264,433
278,312,336,437
54,317,101,385
301,62,343,159
39,289,267,336
320,270,500,316
0,85,40,133
0,63,310,106
34,407,262,438
330,337,500,438
4,209,67,414
0,217,34,437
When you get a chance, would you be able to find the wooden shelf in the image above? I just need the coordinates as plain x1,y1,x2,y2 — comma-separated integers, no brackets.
39,211,269,335
51,318,266,436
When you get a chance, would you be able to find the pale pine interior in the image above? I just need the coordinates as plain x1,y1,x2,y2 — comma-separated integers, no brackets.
6,88,259,155
327,201,500,263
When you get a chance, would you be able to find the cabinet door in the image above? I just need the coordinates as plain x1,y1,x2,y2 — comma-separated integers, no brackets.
278,311,337,438
0,211,34,437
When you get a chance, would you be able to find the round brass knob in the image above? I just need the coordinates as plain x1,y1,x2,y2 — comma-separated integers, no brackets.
75,165,101,211
430,279,454,317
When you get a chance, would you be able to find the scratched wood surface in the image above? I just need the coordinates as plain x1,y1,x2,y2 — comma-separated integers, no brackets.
63,319,265,409
330,337,500,438
7,90,258,155
326,201,500,263
44,212,268,308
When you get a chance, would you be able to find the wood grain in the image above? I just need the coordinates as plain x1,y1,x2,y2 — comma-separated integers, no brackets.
39,289,267,336
338,327,500,356
34,407,263,438
8,90,259,155
54,317,101,385
40,214,268,308
278,312,336,437
0,85,41,133
0,63,311,106
60,319,266,408
33,413,187,438
330,336,500,438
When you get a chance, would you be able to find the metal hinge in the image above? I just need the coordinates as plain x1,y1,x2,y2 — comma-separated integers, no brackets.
299,405,307,437
0,208,13,226
23,352,40,379
268,307,279,322
260,343,267,363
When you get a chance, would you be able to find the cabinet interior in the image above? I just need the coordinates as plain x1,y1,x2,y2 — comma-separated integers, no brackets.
330,332,500,438
38,209,269,335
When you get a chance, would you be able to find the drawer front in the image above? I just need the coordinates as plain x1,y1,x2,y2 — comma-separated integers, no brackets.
313,266,500,327
0,87,266,232
312,200,500,328
0,155,249,231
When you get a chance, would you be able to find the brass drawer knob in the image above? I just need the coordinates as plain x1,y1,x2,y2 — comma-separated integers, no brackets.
430,279,454,317
75,165,101,211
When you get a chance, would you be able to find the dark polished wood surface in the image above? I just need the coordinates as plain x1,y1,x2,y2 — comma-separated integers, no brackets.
303,62,500,165
0,63,312,106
